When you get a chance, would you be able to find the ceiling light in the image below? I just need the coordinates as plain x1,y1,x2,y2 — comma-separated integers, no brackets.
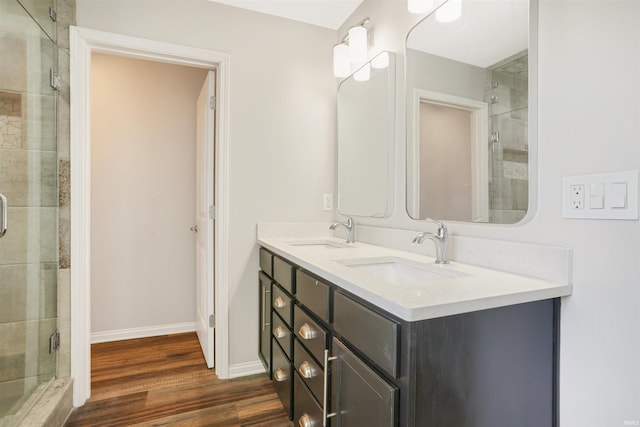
408,0,434,14
436,0,462,22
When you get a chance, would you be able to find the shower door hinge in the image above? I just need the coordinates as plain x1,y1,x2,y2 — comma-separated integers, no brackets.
209,314,215,328
49,7,57,22
49,331,60,353
49,69,61,91
209,205,215,219
209,96,216,110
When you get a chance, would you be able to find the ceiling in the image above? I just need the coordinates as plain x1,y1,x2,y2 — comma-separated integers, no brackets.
208,0,364,30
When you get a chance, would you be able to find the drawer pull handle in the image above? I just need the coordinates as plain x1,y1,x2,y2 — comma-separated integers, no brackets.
298,361,318,379
274,326,286,339
298,413,314,427
273,368,288,382
274,296,286,309
298,323,317,340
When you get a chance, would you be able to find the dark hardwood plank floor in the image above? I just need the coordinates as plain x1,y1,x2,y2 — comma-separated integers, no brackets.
65,333,292,427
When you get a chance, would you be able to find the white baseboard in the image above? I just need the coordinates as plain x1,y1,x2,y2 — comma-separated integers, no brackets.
90,322,197,344
228,360,266,378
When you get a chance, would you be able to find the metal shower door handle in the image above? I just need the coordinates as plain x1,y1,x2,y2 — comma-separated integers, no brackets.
0,194,7,238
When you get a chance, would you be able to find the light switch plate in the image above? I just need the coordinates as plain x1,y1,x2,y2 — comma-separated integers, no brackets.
563,171,638,219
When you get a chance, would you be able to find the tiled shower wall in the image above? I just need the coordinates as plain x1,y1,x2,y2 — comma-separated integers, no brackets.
488,53,529,224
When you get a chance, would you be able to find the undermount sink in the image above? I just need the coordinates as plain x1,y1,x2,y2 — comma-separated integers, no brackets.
288,240,352,249
336,256,469,285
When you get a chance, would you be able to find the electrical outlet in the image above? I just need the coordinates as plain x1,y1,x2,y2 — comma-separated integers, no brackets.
323,194,333,211
570,184,585,209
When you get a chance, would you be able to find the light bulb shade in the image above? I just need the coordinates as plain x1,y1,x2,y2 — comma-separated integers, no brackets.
353,63,371,82
436,0,462,22
348,26,368,64
371,52,389,69
408,0,434,14
333,43,350,78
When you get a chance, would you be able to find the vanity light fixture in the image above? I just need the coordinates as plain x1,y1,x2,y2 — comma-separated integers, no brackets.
436,0,462,22
333,43,350,78
371,52,389,69
333,17,371,78
408,0,434,14
353,63,371,82
348,25,368,64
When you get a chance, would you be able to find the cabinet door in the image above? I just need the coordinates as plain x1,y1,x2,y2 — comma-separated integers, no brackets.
330,338,397,427
258,272,271,374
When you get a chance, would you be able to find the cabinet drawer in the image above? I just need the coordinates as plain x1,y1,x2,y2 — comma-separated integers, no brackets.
272,284,293,327
296,270,330,323
259,248,273,277
293,373,323,427
294,340,323,405
333,291,399,378
272,312,292,358
273,256,294,294
272,338,292,419
294,305,328,366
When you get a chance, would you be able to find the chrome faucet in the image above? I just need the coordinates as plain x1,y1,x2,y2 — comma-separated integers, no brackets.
330,216,355,243
413,218,449,264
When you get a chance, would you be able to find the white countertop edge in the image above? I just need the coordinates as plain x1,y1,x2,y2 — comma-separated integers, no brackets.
258,236,573,322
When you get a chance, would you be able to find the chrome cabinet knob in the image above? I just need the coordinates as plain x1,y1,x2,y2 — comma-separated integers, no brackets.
298,361,317,379
273,368,288,382
298,413,314,427
274,296,286,309
298,323,317,340
273,326,286,339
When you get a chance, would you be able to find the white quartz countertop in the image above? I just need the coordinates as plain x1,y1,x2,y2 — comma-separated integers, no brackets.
258,236,573,322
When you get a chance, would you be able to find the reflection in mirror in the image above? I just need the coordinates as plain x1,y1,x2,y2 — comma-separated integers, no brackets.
406,0,532,224
338,51,395,217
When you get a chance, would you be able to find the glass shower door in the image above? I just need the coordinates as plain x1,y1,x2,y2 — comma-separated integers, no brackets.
487,52,529,224
0,0,58,421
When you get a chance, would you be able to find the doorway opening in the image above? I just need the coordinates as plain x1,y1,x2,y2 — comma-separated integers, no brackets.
70,27,230,407
89,53,216,368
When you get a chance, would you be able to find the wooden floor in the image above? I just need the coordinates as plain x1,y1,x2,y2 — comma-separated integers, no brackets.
65,333,292,427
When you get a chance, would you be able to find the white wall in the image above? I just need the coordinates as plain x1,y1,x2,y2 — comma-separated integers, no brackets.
77,0,337,364
339,0,640,425
90,53,208,336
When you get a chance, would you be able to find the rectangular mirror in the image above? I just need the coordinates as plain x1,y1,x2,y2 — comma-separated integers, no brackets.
406,0,534,224
338,51,395,218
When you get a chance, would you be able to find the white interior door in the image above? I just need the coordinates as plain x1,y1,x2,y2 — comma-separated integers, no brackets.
196,70,216,368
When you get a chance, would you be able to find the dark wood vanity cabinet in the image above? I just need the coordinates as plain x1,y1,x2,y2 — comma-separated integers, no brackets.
258,247,559,427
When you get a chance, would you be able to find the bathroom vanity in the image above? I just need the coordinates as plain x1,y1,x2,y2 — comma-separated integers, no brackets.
257,234,571,427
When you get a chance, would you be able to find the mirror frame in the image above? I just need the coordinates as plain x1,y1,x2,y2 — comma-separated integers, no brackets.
404,0,538,225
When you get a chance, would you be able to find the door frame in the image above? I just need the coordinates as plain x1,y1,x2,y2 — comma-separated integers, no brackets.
69,26,231,407
408,88,489,222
